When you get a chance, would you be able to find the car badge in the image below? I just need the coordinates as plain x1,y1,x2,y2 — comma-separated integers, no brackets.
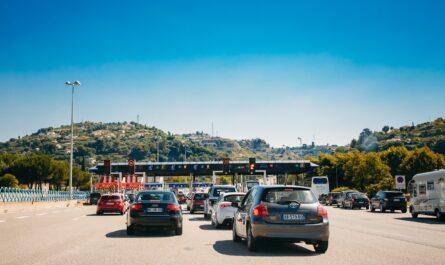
289,202,299,209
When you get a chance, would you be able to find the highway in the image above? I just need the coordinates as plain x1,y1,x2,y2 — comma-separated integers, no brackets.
1,205,444,265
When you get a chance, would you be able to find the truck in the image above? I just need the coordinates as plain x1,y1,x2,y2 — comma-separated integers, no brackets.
409,169,445,220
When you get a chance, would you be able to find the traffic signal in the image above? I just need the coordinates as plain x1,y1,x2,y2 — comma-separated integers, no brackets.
104,160,111,175
223,158,230,173
128,159,135,174
249,157,256,174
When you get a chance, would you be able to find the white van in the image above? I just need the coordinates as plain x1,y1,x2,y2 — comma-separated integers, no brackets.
409,169,445,220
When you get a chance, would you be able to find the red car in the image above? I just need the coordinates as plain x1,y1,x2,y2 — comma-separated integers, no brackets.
97,194,126,215
187,193,208,214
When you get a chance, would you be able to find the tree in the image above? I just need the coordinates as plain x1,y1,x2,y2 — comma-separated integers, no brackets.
49,160,69,190
380,146,410,177
10,155,52,189
382,125,390,134
400,147,445,182
0,173,19,188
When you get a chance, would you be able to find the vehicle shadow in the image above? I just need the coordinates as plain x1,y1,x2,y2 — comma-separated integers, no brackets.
86,213,124,217
213,240,317,257
199,224,232,231
106,229,174,238
395,217,443,224
189,217,206,221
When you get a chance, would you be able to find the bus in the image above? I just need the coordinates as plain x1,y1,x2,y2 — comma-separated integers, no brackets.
311,176,330,200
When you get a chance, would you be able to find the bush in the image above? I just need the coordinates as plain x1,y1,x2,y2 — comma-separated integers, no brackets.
0,173,19,188
331,186,350,192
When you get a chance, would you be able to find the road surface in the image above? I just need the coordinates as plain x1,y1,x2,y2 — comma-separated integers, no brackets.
1,205,444,265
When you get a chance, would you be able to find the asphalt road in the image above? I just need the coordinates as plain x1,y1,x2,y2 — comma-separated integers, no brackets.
1,204,444,265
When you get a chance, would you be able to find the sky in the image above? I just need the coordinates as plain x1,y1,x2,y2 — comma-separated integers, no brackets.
1,0,445,147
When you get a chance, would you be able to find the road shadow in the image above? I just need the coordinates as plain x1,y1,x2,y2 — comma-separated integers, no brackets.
106,229,175,238
213,240,317,257
189,217,206,221
86,213,124,217
199,224,231,231
395,217,444,224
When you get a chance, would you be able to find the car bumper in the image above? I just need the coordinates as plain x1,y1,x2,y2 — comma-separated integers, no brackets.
216,209,236,224
128,215,182,229
251,220,329,242
384,202,406,210
97,206,124,212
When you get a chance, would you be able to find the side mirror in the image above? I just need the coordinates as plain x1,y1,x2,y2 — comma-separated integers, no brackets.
231,202,240,208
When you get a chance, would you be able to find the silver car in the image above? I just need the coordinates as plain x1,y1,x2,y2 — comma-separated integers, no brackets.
232,185,329,253
211,192,246,228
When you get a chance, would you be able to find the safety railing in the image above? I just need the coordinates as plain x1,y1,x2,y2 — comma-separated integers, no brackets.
0,187,89,203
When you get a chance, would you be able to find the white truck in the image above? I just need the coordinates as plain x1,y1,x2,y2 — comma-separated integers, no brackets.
409,169,445,220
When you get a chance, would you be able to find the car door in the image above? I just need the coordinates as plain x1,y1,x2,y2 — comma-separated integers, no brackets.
235,189,253,238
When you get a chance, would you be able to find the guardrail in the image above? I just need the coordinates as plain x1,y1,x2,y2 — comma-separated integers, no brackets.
0,187,89,203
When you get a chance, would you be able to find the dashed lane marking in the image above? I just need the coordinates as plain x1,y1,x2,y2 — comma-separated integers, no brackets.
36,213,48,216
16,216,30,219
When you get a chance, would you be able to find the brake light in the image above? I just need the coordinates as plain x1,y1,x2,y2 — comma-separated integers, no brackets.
219,202,231,209
253,204,269,217
317,205,328,218
130,203,143,211
167,204,180,212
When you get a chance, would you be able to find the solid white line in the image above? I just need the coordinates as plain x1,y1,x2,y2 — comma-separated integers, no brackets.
36,213,48,216
0,220,5,223
16,216,30,219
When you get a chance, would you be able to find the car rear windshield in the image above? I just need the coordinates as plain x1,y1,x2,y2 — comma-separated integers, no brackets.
352,193,368,199
385,192,404,198
137,192,174,202
331,193,340,198
262,188,317,204
212,187,236,197
101,195,120,200
194,193,207,200
223,195,245,203
90,193,101,198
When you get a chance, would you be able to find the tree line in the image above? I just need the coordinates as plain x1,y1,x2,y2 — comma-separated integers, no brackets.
308,146,445,196
0,153,91,190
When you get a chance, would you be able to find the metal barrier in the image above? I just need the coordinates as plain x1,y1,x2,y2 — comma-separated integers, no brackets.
0,187,89,203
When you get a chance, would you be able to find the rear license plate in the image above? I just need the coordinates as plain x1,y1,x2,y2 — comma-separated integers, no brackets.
145,208,163,213
106,202,114,205
282,213,305,221
393,199,400,202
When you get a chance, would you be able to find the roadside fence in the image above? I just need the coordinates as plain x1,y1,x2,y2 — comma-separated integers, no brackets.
0,187,89,203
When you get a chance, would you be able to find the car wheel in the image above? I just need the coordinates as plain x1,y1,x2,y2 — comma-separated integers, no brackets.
187,206,190,211
342,202,345,208
232,220,241,242
96,211,101,215
126,225,135,235
435,209,444,221
247,224,259,252
175,226,183,235
314,241,329,254
120,211,124,215
401,208,407,213
379,204,385,213
370,205,374,212
391,209,395,213
410,207,418,218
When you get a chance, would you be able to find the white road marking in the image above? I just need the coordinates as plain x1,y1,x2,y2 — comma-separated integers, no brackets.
16,216,30,219
72,215,86,221
36,213,48,216
52,211,61,214
0,220,5,223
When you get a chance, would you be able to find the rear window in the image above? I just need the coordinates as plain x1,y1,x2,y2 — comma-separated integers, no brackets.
313,178,328,184
101,195,120,200
330,193,340,198
223,195,245,203
352,193,368,199
194,193,207,200
262,188,317,204
137,192,174,202
212,187,236,197
90,193,101,198
385,192,404,198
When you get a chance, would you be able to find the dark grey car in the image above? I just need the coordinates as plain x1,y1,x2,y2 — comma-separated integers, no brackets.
232,185,329,253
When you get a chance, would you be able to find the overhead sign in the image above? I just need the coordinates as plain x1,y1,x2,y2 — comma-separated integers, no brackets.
167,183,188,188
192,182,213,188
144,183,163,188
395,175,406,190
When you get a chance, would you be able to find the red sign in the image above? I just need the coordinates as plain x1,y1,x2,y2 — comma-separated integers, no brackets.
128,159,135,167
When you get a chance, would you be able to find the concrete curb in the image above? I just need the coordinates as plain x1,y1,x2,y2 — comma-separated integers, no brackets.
0,200,86,214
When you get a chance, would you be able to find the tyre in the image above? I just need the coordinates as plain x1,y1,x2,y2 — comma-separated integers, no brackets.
379,204,385,213
212,214,221,229
120,211,124,215
314,241,329,254
126,225,135,235
435,209,444,221
187,206,190,211
370,205,375,212
175,226,183,235
96,211,101,215
232,221,241,242
411,208,418,219
401,208,407,213
190,208,194,214
247,224,259,252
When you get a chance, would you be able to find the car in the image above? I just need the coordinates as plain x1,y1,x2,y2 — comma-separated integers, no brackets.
409,170,445,220
185,192,194,210
204,185,237,219
96,194,126,215
343,193,369,209
337,190,358,208
211,192,246,228
89,192,101,205
318,194,328,205
325,192,340,206
126,190,183,235
232,185,329,253
188,192,207,214
370,191,407,213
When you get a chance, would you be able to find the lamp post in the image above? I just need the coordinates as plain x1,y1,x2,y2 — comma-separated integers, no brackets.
184,145,187,162
65,81,81,199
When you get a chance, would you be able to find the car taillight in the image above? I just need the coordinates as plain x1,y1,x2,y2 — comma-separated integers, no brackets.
131,203,143,211
253,204,269,217
317,205,328,218
219,202,231,209
167,204,180,212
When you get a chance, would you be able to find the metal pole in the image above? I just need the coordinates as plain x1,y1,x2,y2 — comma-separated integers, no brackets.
336,165,339,188
69,85,74,199
157,141,160,162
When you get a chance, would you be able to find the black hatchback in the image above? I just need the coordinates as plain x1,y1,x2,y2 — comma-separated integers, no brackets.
126,190,183,235
89,192,101,205
370,191,407,213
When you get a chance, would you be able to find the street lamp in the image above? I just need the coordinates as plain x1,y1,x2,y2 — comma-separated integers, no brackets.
65,80,81,199
184,145,187,162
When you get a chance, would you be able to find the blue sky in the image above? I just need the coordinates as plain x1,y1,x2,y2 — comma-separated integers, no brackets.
1,0,444,146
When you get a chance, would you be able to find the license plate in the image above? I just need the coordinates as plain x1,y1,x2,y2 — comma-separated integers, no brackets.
393,199,400,202
145,208,163,213
358,201,363,204
282,213,305,221
106,202,114,205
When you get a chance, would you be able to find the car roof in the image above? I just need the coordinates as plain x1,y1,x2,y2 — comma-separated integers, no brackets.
212,185,236,188
222,192,246,196
261,185,311,190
